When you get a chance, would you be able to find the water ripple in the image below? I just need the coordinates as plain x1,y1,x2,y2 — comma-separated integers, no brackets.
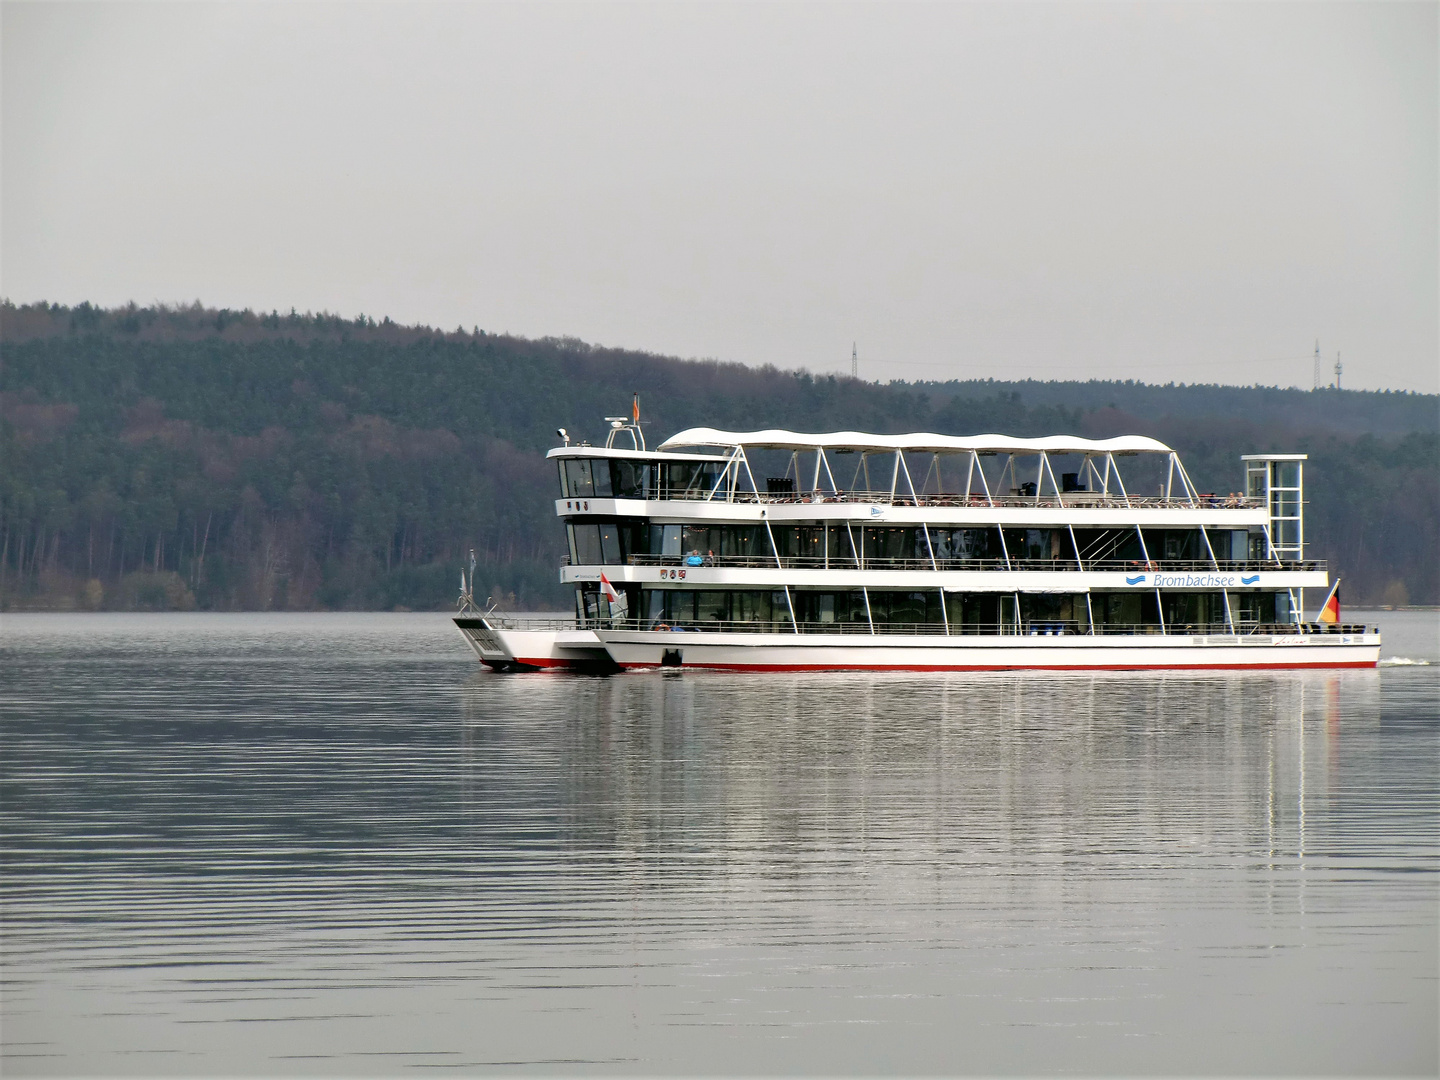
2,613,1436,1075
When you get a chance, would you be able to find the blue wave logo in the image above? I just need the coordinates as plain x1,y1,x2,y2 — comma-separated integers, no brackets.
1125,574,1146,585
1241,574,1260,584
869,506,884,516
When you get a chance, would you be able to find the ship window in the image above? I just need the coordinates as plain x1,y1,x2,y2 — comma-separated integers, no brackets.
735,591,778,623
695,592,729,622
1271,492,1300,519
1235,593,1279,625
931,528,998,562
655,524,682,557
945,593,1000,629
1097,593,1142,626
826,526,860,567
639,589,787,626
999,594,1018,628
862,527,924,562
572,523,603,565
1019,593,1085,626
773,526,826,560
562,459,594,498
1004,528,1063,562
869,591,941,625
664,461,726,499
580,588,605,621
598,522,623,564
1275,462,1300,488
1141,529,1200,562
1161,592,1225,628
617,523,649,559
611,460,651,499
792,591,867,625
590,461,613,497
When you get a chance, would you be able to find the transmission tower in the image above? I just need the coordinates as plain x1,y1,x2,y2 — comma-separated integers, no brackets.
1334,351,1342,390
852,342,858,379
1313,340,1322,390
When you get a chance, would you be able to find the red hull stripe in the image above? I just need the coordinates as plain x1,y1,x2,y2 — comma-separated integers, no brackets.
492,656,1377,673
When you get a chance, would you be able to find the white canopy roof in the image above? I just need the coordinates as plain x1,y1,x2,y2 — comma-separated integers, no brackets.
659,428,1172,456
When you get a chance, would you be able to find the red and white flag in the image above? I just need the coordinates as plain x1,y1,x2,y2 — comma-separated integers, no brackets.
599,573,621,604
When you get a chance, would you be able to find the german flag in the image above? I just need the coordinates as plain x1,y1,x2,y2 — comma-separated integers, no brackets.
1317,580,1340,624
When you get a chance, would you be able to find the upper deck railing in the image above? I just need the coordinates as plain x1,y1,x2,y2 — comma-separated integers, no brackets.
477,613,1374,637
565,554,1326,573
617,488,1263,510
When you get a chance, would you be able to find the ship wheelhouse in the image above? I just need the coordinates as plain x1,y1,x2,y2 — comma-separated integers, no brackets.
549,424,1333,638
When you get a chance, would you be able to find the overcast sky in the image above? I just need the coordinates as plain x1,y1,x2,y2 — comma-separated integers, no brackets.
3,2,1436,391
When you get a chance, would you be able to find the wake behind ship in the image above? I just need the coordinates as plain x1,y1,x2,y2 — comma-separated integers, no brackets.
455,416,1378,672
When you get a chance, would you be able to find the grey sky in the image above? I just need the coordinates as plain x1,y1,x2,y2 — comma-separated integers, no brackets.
3,2,1436,392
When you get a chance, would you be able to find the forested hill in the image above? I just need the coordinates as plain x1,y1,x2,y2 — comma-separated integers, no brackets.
908,379,1438,438
2,301,1436,611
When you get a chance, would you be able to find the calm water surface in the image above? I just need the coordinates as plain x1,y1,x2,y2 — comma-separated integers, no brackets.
2,611,1437,1076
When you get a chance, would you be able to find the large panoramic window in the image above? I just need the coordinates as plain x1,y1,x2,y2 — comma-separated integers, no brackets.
661,460,727,499
561,458,613,498
944,592,1001,629
642,589,787,625
1018,593,1087,626
1094,592,1160,627
861,527,928,562
791,590,869,625
1234,592,1289,625
1140,529,1202,562
930,527,1000,562
1002,528,1077,563
610,459,653,499
868,590,942,625
1161,592,1225,628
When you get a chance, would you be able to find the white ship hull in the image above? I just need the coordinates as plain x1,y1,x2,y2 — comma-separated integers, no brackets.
454,616,612,671
458,619,1378,672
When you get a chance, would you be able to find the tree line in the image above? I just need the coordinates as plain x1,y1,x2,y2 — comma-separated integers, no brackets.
2,300,1435,611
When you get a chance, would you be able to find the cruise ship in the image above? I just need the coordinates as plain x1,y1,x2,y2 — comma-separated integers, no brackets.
455,416,1379,671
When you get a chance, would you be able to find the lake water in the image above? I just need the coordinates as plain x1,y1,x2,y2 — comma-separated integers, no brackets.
2,611,1436,1075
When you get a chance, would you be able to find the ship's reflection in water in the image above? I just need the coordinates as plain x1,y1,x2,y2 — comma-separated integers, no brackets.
2,614,1435,1076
